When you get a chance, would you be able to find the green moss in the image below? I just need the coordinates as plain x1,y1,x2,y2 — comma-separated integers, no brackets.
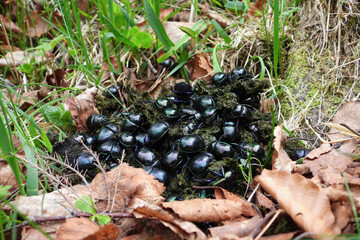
281,45,355,121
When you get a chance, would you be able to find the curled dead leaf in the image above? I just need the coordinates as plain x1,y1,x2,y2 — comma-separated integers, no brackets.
45,69,69,88
162,199,257,222
272,126,295,172
25,10,62,37
64,87,98,131
256,169,340,235
89,164,165,212
56,218,100,240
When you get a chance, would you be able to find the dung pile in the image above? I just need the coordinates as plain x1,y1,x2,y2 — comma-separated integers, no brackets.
66,66,272,198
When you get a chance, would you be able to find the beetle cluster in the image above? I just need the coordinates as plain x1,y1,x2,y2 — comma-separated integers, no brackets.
71,65,272,197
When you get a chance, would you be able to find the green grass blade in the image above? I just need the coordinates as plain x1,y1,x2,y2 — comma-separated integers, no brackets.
250,55,265,81
341,171,360,233
0,104,25,195
158,20,206,63
273,0,280,92
210,19,231,44
17,132,38,196
212,43,222,73
224,1,246,12
143,0,174,50
102,16,135,47
152,0,160,16
162,2,191,22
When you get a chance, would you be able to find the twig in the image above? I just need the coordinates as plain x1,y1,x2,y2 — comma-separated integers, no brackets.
254,209,283,240
141,52,157,74
0,76,15,87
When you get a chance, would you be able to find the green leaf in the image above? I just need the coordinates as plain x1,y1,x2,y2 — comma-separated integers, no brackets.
143,0,174,50
102,16,135,47
212,43,222,73
43,106,63,127
75,195,96,215
225,1,246,11
0,185,11,198
95,214,111,226
127,26,140,37
130,31,153,49
210,19,231,44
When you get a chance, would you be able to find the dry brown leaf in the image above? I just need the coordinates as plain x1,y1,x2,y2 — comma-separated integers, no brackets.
0,14,22,33
332,202,352,232
259,232,296,240
209,215,261,238
187,52,214,82
45,69,69,88
21,222,62,240
272,126,295,172
90,164,165,212
83,224,120,240
198,4,233,28
0,50,51,67
255,191,275,210
303,139,357,185
256,169,339,235
214,187,248,203
25,10,62,37
0,164,22,192
162,199,257,222
328,102,360,142
14,185,91,219
64,87,98,131
304,143,331,160
260,98,278,113
133,198,206,240
56,217,100,240
159,8,173,21
248,0,267,17
163,21,196,44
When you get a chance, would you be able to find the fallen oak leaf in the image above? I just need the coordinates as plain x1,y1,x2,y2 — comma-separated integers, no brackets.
45,69,69,88
161,199,257,222
328,102,360,142
25,10,62,37
256,169,340,235
56,217,100,240
209,215,261,238
90,164,165,212
272,125,295,172
64,87,98,131
133,198,206,240
83,224,120,240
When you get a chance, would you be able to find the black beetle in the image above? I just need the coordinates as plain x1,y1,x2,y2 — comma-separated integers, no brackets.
108,162,119,170
74,133,95,146
95,124,119,144
208,141,236,160
178,134,205,154
182,119,198,134
86,114,109,131
163,108,180,123
231,104,253,122
118,132,136,149
162,148,183,170
230,67,253,81
147,121,169,143
72,152,96,171
221,121,240,143
143,166,168,184
135,133,148,148
161,59,176,71
238,142,265,161
290,149,312,161
97,141,122,162
211,72,229,86
154,98,173,110
106,84,122,98
189,152,215,176
171,82,194,98
122,113,146,133
191,95,216,112
134,147,160,167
